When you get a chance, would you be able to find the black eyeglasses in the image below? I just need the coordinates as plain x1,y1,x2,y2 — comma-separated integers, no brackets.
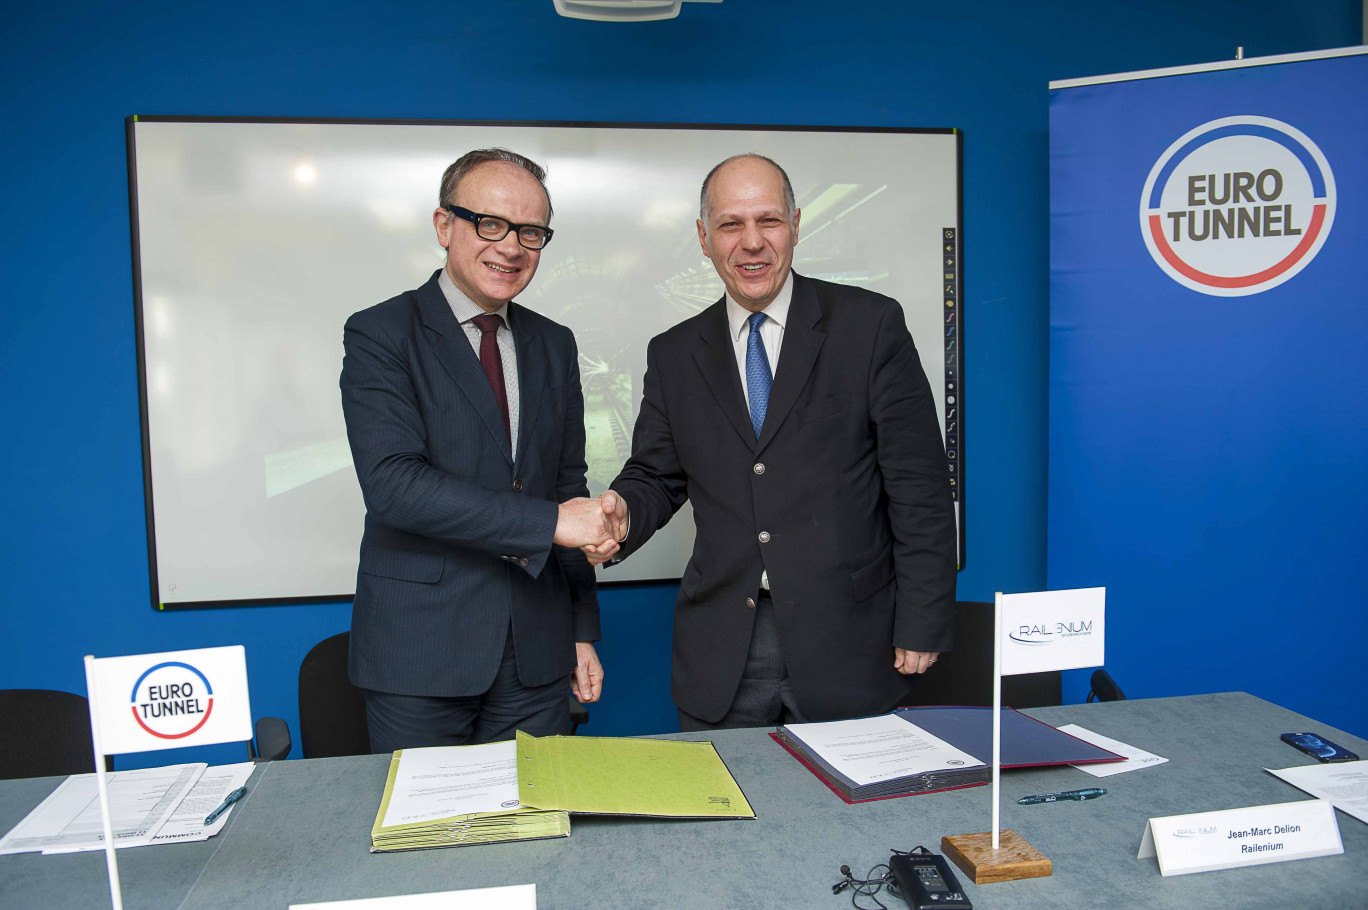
444,205,554,250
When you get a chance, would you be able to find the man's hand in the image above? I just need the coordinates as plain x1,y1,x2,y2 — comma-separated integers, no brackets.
554,497,617,549
570,641,604,703
894,648,940,675
581,490,629,566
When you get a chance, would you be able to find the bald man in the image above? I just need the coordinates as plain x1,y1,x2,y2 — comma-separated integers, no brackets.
596,154,956,730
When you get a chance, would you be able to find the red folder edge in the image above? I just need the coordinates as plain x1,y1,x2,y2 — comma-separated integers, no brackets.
769,705,1125,804
768,731,989,805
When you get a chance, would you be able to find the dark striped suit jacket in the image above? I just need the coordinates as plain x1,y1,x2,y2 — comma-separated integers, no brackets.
340,270,598,697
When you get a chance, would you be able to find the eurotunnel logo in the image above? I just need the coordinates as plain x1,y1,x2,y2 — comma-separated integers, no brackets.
129,661,214,739
1008,620,1094,646
1140,116,1335,297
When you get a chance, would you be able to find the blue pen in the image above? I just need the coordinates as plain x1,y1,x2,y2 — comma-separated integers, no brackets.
1017,787,1106,805
204,786,248,825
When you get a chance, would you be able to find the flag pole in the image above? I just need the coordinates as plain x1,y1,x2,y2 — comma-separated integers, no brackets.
991,591,1002,850
84,656,125,910
942,590,1060,883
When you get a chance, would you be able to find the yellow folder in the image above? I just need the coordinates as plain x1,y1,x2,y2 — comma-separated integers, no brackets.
370,749,569,852
515,731,755,819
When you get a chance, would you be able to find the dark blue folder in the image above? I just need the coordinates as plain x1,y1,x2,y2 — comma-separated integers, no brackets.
893,706,1122,767
773,706,1126,803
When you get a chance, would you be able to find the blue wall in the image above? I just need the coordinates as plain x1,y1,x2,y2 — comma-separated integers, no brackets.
1,1,1359,765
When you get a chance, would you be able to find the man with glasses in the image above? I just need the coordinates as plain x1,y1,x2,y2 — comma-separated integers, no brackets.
341,148,613,751
590,154,957,731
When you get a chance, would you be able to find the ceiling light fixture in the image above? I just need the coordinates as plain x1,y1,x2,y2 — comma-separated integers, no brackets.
553,0,721,23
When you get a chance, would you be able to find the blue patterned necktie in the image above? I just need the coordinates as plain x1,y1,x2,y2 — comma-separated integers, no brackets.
746,311,772,439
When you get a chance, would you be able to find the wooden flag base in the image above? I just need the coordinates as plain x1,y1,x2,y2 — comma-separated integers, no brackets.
941,830,1052,884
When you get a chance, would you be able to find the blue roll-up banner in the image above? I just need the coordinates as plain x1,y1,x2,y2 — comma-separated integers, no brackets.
1048,49,1368,735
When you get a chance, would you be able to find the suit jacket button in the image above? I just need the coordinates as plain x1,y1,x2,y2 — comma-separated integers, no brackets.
519,557,529,567
752,463,765,475
512,478,523,492
745,597,756,609
758,531,771,543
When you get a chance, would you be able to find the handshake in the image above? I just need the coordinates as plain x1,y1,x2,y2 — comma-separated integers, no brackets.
553,491,629,567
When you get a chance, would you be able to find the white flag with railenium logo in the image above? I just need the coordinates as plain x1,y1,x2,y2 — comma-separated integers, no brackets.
999,587,1105,676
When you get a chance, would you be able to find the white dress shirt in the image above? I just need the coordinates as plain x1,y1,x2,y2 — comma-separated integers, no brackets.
724,271,793,591
614,275,794,583
724,271,792,411
439,268,521,460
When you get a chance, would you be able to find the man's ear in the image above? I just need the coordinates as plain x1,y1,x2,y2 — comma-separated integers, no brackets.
433,207,453,250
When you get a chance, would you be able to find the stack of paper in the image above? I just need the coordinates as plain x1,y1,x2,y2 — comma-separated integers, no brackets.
775,707,1125,802
776,714,988,801
369,742,569,852
0,762,256,855
371,732,754,851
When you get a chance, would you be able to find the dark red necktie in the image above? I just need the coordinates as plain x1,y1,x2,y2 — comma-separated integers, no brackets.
471,314,510,447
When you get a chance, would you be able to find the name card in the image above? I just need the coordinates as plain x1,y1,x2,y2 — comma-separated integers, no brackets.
290,883,535,909
1138,799,1341,876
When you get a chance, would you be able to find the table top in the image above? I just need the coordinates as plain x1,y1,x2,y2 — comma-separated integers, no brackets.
3,692,1365,909
0,773,228,909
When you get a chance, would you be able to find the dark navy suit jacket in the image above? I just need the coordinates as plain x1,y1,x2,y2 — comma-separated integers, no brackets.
340,270,598,697
610,272,955,722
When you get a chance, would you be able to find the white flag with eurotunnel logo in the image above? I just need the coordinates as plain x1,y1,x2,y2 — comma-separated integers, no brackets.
84,646,252,755
1000,587,1105,676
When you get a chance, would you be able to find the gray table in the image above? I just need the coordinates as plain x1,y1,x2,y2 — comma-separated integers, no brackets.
0,770,248,910
3,693,1365,909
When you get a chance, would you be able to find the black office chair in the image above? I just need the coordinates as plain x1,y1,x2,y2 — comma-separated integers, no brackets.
298,631,372,759
248,716,293,762
899,601,1063,709
569,695,588,734
1086,668,1127,702
247,632,367,760
0,689,112,780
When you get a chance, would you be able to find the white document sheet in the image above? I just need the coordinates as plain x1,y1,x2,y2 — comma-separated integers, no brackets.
42,761,257,853
1057,724,1169,777
782,714,984,787
148,761,256,844
1267,761,1368,825
291,883,536,909
0,763,204,855
381,742,522,828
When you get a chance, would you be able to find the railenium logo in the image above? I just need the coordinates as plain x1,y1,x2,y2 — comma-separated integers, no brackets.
1173,826,1219,838
1008,620,1093,645
1140,116,1335,296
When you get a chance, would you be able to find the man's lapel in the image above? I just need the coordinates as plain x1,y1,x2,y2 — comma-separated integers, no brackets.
509,303,545,470
692,300,757,450
756,272,825,454
415,271,515,466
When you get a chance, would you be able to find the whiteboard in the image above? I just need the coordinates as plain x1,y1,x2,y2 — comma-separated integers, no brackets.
128,118,963,608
